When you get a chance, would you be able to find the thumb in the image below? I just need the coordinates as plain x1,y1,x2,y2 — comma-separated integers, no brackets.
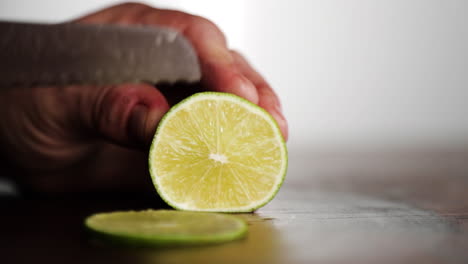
78,83,169,148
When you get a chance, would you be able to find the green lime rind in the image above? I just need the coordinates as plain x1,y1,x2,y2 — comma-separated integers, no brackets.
148,92,288,212
84,210,248,247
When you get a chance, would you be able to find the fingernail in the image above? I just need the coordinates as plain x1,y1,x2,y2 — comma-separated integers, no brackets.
128,104,148,146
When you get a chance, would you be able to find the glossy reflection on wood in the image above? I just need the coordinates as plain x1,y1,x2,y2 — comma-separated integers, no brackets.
1,147,468,263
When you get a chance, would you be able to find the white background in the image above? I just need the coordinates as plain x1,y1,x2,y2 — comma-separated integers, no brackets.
1,0,467,150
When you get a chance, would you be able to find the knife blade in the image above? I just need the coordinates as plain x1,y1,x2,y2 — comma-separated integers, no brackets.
0,21,202,87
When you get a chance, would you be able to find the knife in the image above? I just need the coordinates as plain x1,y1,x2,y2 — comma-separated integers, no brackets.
0,21,202,87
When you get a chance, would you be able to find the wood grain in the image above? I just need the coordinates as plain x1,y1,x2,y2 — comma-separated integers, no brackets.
1,147,467,263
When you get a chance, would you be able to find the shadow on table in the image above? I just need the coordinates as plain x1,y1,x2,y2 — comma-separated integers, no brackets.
0,194,282,264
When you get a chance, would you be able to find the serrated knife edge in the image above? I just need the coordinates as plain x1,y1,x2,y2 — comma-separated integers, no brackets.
0,21,202,87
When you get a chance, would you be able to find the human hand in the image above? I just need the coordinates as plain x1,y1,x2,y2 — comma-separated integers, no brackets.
0,3,288,194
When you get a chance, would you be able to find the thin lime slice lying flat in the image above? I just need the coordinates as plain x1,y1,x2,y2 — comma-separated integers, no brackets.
149,92,288,212
85,210,247,246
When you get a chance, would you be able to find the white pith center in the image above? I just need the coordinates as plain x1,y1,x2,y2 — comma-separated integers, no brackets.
209,153,228,164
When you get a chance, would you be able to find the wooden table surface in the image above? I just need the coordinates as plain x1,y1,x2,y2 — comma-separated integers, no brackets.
1,147,468,264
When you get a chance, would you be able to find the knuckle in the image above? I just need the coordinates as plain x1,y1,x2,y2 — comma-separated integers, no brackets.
230,50,247,65
195,16,222,32
192,15,217,28
115,2,151,10
230,49,243,58
188,15,226,41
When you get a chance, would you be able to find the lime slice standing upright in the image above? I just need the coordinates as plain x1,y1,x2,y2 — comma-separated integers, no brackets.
149,92,288,212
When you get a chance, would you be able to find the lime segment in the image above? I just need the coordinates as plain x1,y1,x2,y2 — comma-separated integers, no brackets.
85,210,247,246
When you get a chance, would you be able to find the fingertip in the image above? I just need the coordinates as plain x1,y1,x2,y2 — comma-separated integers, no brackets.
136,86,170,145
128,102,170,147
94,83,169,148
144,101,170,144
128,104,149,146
271,109,289,141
